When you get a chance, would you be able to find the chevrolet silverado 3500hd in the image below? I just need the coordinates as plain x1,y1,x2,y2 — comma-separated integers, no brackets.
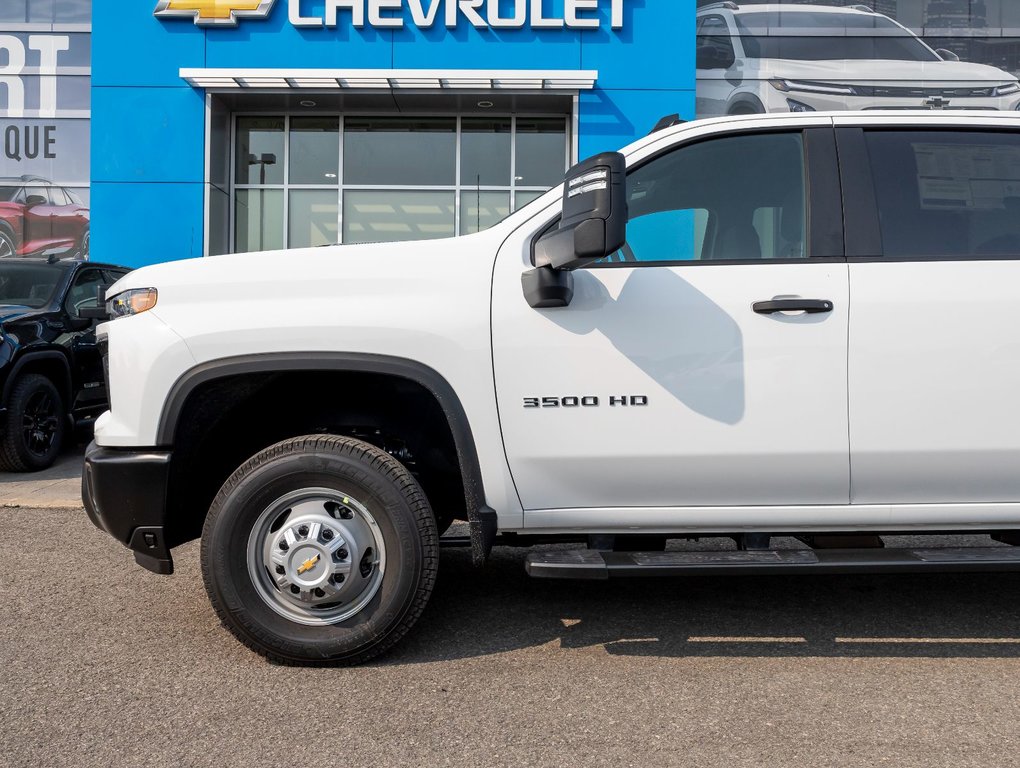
84,112,1020,664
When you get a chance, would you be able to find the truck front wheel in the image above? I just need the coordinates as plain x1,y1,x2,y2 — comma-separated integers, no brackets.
201,435,438,665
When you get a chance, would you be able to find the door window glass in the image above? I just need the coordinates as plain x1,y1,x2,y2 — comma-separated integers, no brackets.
617,132,806,263
25,186,48,205
65,269,103,314
48,187,68,206
864,130,1020,259
697,15,736,68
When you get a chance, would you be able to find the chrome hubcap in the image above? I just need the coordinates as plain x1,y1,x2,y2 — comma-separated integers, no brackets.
247,489,386,626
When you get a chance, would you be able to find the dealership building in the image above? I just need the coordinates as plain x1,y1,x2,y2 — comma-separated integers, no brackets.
86,0,693,266
4,1,1020,267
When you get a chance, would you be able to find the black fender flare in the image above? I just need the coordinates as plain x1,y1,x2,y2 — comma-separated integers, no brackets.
2,349,73,409
157,352,498,563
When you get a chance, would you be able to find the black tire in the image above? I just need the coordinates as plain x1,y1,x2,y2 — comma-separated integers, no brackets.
201,435,439,666
0,374,66,472
0,227,15,259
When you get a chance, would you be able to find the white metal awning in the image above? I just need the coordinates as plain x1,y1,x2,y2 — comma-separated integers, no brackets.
180,68,598,91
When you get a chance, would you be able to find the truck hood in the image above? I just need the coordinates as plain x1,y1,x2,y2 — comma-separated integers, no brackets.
759,58,1018,86
107,234,500,307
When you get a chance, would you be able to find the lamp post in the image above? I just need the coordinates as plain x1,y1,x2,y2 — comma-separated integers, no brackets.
247,152,277,250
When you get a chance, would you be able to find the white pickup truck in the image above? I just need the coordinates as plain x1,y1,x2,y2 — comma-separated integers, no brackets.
84,111,1020,665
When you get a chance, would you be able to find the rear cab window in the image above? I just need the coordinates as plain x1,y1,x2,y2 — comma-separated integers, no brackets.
863,130,1020,259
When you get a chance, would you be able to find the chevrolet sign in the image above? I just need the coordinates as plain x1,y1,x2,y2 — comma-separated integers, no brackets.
156,0,626,29
154,0,276,26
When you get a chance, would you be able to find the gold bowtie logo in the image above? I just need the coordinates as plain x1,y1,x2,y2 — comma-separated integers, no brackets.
154,0,276,26
296,555,320,576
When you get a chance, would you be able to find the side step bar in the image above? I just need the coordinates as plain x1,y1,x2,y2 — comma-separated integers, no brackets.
525,547,1020,580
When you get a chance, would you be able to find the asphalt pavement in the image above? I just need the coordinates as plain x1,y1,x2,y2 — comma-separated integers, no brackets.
0,449,84,509
3,495,1020,768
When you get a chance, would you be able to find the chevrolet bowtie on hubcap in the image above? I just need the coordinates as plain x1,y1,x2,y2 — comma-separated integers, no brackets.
247,489,386,626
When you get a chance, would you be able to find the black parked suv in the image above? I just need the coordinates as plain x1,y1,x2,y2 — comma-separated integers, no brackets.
0,258,129,471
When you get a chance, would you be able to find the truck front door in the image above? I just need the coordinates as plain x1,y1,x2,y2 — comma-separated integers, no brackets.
492,125,850,513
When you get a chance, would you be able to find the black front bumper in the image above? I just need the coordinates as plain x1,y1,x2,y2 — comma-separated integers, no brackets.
82,441,174,574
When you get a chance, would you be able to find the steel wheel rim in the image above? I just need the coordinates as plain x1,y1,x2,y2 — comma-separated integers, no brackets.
247,487,387,627
22,390,59,457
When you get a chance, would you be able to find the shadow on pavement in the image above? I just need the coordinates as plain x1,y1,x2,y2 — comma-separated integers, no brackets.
391,545,1020,664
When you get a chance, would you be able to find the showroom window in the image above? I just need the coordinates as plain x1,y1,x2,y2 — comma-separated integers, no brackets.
232,114,569,252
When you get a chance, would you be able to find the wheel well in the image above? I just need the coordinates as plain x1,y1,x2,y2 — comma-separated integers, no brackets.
727,95,765,115
165,370,467,547
4,354,71,409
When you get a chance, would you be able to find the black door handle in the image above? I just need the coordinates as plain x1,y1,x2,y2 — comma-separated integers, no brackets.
753,299,833,315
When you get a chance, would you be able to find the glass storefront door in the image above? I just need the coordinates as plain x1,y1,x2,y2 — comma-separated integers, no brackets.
230,112,570,253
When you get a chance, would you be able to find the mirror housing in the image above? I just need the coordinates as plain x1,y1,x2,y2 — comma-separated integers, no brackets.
525,152,627,309
936,48,960,62
534,152,628,272
77,286,109,320
25,194,47,207
67,314,92,331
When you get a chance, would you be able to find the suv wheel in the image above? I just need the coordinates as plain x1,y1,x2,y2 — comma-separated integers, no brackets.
0,228,15,259
0,374,66,472
201,435,439,666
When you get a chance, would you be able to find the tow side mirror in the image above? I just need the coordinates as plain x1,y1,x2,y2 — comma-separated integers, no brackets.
524,152,628,309
78,287,109,320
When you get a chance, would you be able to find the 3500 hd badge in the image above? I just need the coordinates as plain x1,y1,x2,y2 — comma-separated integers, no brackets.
523,395,649,408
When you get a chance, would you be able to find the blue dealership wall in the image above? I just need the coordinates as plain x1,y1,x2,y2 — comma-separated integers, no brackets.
92,0,696,267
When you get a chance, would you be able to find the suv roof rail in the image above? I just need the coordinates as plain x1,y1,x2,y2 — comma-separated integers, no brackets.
846,4,875,12
649,114,686,135
698,1,738,12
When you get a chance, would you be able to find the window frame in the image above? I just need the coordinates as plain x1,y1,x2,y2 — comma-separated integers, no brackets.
229,111,572,252
837,126,1020,263
579,126,844,270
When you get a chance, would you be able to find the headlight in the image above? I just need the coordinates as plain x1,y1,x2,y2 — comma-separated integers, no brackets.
106,288,158,318
787,99,817,113
994,82,1020,96
771,78,855,96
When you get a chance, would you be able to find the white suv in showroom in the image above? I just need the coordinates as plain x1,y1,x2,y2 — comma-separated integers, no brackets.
697,2,1020,116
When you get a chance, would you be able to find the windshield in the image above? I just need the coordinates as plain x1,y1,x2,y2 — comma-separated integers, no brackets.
0,264,63,308
735,13,940,62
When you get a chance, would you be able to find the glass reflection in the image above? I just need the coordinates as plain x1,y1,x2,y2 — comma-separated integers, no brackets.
343,190,454,244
